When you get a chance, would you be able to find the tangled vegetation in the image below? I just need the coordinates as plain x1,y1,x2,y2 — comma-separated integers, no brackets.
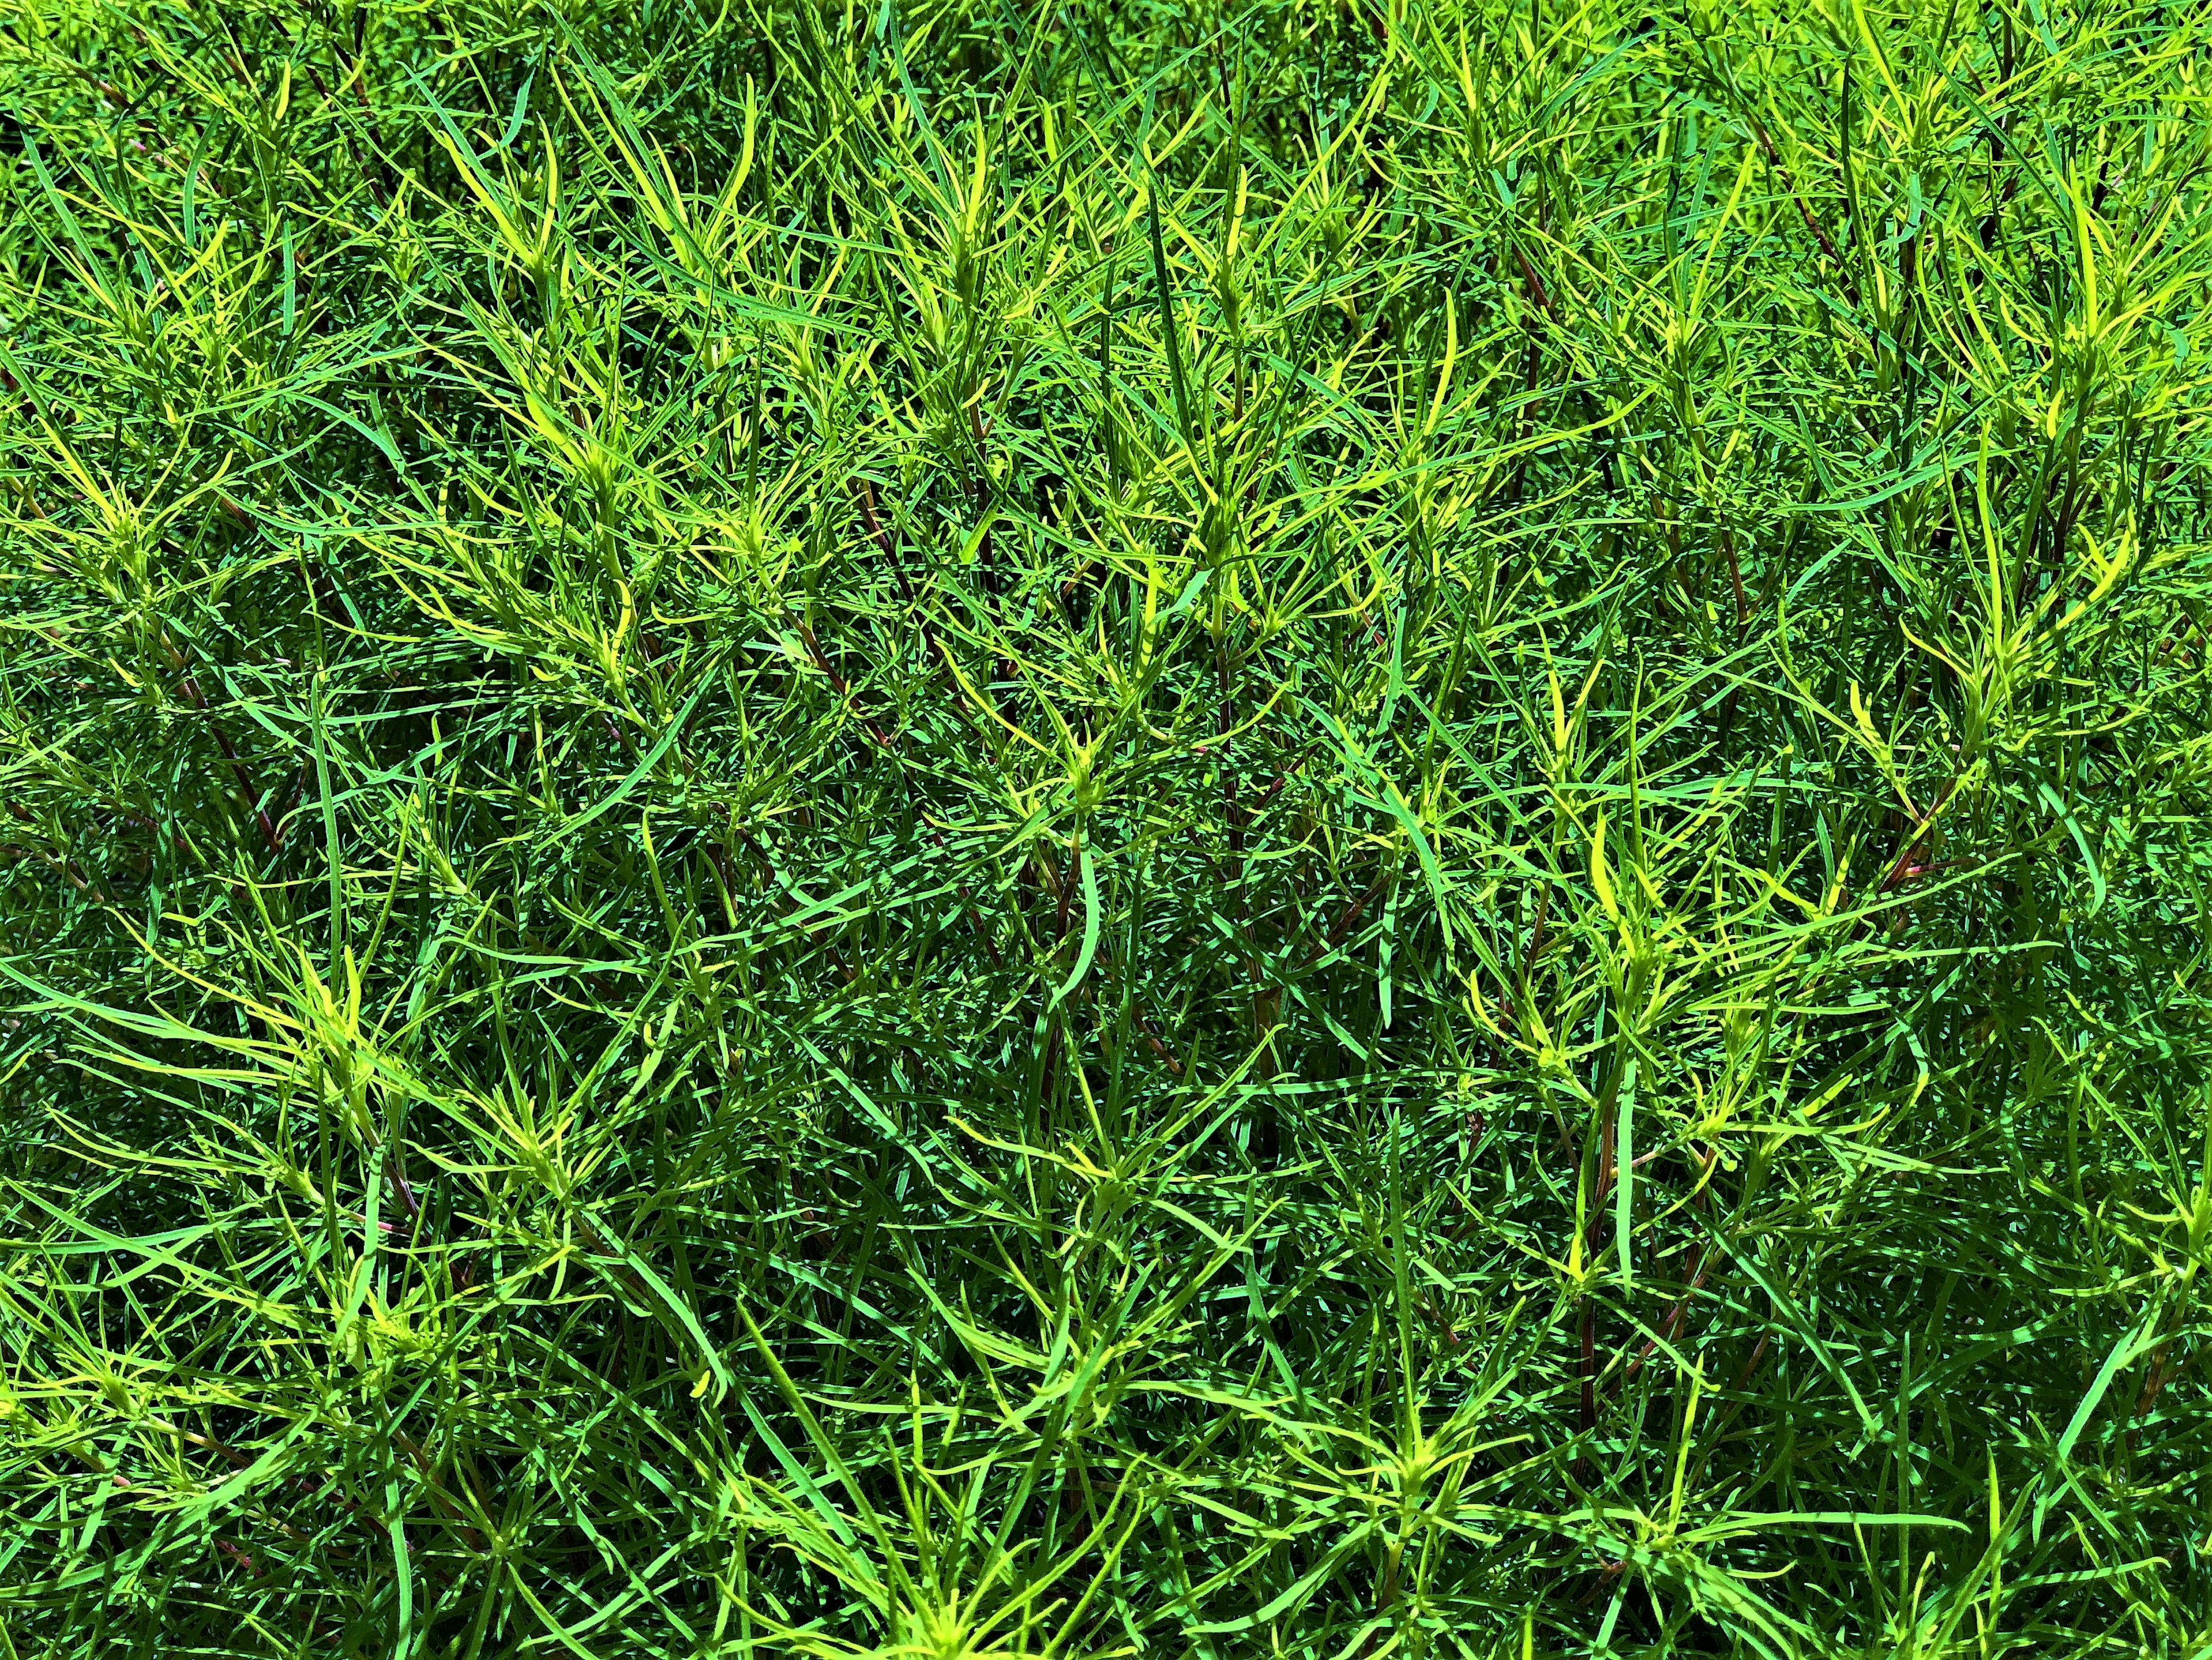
3,0,2212,1653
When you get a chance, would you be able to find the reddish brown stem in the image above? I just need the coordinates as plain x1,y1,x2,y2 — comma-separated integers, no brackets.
1745,115,1851,281
181,674,283,853
853,479,916,606
799,623,899,755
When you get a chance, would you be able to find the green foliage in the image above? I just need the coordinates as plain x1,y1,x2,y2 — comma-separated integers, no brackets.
3,0,2212,1653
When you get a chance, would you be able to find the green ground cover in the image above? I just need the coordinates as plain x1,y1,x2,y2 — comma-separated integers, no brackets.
3,0,2212,1653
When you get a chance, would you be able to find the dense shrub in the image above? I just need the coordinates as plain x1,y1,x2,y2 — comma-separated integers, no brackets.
3,0,2212,1653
